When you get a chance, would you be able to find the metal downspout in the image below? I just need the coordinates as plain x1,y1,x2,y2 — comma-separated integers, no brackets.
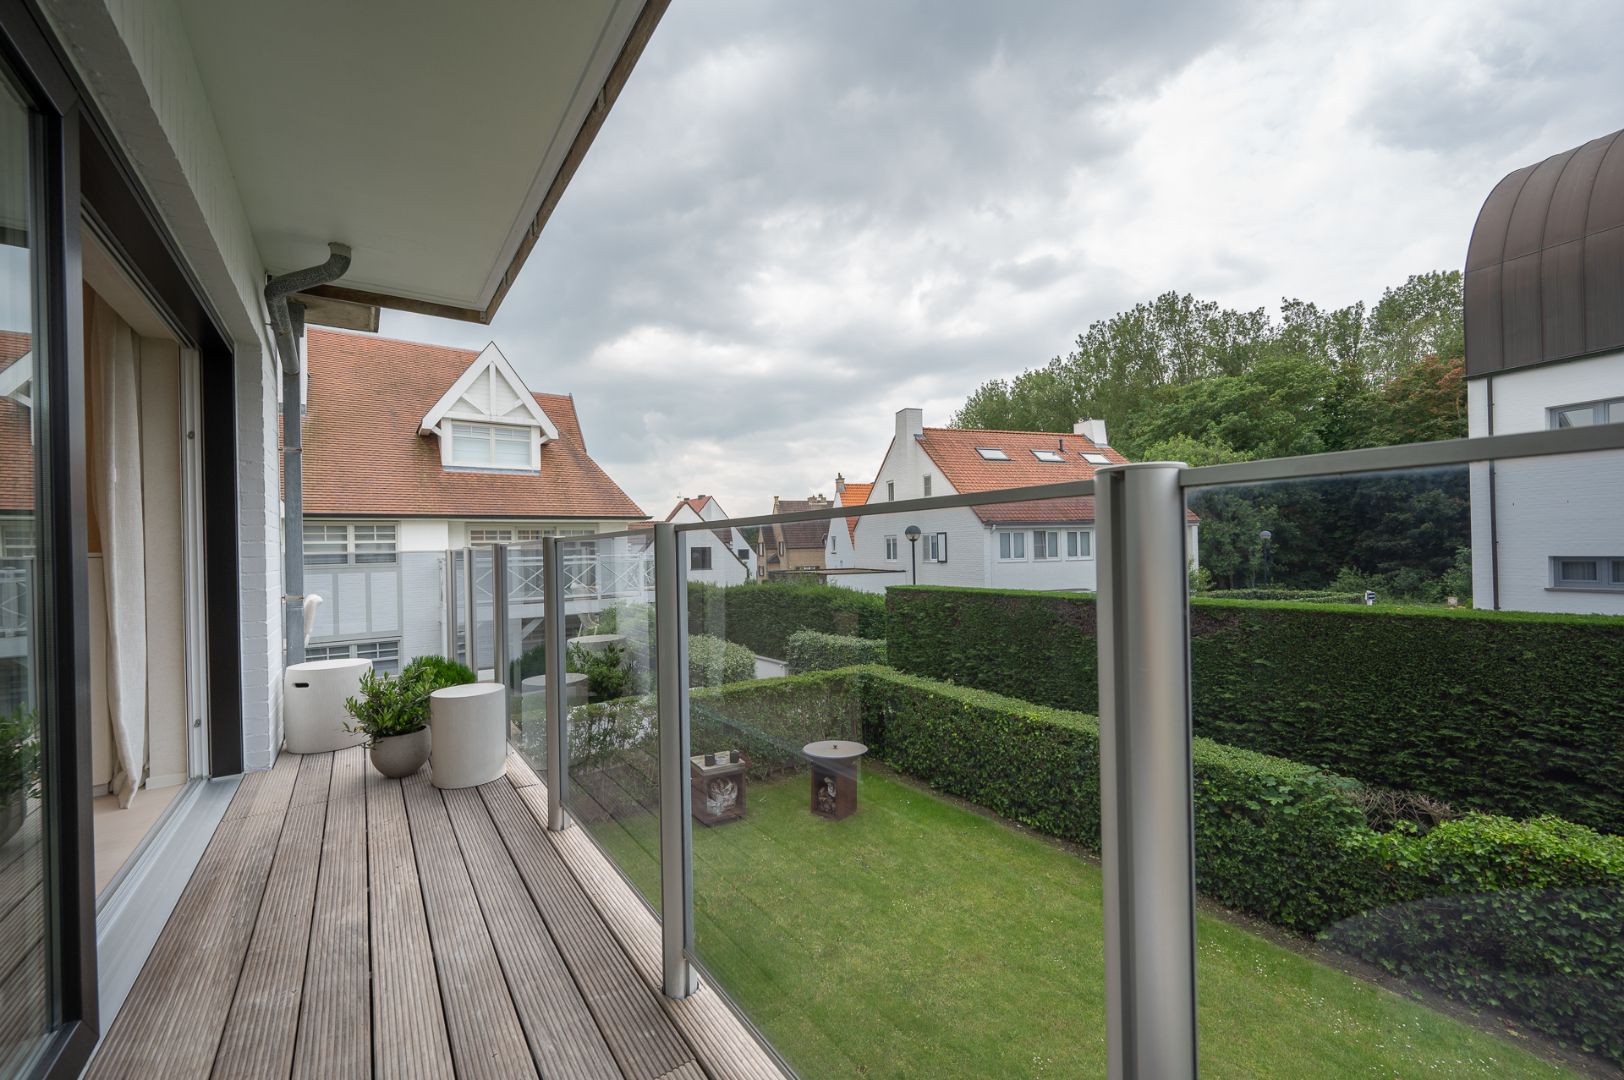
268,243,352,665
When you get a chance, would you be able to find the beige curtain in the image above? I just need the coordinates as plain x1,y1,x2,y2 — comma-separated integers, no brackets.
87,292,147,806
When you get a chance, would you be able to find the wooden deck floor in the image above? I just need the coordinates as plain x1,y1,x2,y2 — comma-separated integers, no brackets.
86,748,787,1080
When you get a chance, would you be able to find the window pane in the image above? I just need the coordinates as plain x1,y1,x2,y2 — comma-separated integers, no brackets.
999,532,1010,559
450,422,491,466
1609,401,1624,424
1012,533,1024,558
1558,559,1598,582
1067,531,1079,557
304,522,348,565
492,426,530,468
1553,406,1596,429
1614,559,1624,585
1077,530,1092,557
353,523,396,564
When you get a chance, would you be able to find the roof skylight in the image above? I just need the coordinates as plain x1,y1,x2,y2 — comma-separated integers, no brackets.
1031,449,1065,463
1082,452,1112,465
975,447,1011,461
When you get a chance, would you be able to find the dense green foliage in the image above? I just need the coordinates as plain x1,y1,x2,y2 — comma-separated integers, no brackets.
849,665,1623,1061
785,629,888,673
1204,588,1365,603
886,587,1624,834
687,581,885,659
345,655,478,743
953,274,1472,593
687,634,757,688
0,704,39,805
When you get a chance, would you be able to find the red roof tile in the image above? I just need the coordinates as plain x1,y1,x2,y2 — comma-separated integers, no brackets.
839,481,873,540
302,329,644,520
919,427,1195,523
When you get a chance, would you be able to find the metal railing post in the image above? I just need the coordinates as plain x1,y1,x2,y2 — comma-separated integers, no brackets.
1096,462,1197,1080
490,542,510,747
443,549,458,661
653,522,697,998
463,545,479,674
542,537,569,831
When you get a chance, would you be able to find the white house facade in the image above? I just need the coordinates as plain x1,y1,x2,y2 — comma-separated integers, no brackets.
663,496,755,587
1464,130,1624,615
839,409,1199,595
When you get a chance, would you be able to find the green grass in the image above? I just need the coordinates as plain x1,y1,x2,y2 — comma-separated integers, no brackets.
591,771,1571,1079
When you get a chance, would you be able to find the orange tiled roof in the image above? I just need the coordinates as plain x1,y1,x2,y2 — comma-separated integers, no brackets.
0,332,34,514
302,329,645,520
918,426,1197,524
839,481,873,540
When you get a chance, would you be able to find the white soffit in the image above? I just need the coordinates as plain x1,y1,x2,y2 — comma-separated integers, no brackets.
175,0,650,317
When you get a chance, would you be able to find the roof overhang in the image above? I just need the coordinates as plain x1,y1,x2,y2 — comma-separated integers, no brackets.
175,0,669,326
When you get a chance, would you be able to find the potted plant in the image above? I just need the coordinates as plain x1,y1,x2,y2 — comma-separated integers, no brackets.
344,657,476,778
1,703,40,845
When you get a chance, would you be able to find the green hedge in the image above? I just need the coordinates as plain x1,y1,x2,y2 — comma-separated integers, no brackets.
786,629,888,674
1204,588,1365,603
687,634,756,688
885,587,1624,834
847,664,1624,1063
688,581,885,660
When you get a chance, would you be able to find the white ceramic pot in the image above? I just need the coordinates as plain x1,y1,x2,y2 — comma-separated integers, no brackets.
369,727,430,778
429,682,506,789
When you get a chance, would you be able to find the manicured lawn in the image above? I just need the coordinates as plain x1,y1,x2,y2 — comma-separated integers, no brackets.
585,769,1570,1079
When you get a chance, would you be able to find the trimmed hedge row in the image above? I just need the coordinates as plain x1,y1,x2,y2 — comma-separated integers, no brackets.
687,634,756,688
687,581,884,660
885,587,1624,835
786,629,888,674
847,664,1624,1063
1204,588,1365,603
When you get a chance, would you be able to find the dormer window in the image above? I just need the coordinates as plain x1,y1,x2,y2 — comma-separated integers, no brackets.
448,421,532,471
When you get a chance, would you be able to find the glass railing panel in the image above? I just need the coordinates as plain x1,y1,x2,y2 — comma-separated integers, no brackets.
680,498,1111,1077
505,540,545,761
1183,456,1620,1078
303,549,450,676
561,531,661,911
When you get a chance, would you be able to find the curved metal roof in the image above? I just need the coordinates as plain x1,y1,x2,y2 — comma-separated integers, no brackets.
1464,129,1624,377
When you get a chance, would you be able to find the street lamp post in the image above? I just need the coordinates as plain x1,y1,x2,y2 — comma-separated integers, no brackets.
1260,529,1273,587
905,525,922,585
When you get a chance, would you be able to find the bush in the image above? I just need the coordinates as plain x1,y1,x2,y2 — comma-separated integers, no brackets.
786,629,887,674
1204,588,1365,603
886,587,1624,834
570,641,639,701
687,581,884,659
687,634,756,687
402,654,476,691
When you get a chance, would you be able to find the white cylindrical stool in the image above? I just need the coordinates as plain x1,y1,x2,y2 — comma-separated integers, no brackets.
520,672,590,707
283,658,371,754
429,682,507,789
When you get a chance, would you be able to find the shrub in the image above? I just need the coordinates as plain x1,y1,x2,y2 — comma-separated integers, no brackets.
687,581,884,659
786,629,887,674
402,654,476,691
687,634,756,687
886,587,1624,834
1203,588,1365,603
0,704,39,808
344,668,430,744
570,641,639,701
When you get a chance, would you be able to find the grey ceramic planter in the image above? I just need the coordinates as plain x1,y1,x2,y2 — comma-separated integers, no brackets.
369,727,430,778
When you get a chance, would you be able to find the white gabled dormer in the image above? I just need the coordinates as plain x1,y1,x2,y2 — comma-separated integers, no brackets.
418,342,559,473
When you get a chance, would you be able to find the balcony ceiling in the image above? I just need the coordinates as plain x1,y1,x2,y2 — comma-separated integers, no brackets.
175,0,663,323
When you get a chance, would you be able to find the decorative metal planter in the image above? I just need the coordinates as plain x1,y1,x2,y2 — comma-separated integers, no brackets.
690,751,747,825
802,740,867,820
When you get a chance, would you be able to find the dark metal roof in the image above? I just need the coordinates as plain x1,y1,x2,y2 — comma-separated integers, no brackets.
1464,129,1624,377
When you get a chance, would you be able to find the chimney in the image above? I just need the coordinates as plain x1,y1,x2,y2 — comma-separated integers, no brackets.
896,407,924,444
807,493,831,509
1074,418,1108,446
835,473,846,494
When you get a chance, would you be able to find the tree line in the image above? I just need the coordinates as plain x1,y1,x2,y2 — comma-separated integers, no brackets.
952,272,1472,596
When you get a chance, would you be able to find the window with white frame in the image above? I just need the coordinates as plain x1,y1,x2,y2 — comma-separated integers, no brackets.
306,638,400,675
887,481,895,501
304,521,397,566
922,532,947,563
447,421,533,471
998,530,1026,560
1551,556,1624,590
1066,529,1093,559
1549,397,1624,429
0,519,32,558
1031,449,1064,463
922,475,932,497
467,525,546,544
1033,530,1060,560
976,447,1010,461
885,535,899,561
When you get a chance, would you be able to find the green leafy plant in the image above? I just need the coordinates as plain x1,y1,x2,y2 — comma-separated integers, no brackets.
343,668,429,746
687,633,756,687
569,641,637,701
401,654,476,692
1,703,40,806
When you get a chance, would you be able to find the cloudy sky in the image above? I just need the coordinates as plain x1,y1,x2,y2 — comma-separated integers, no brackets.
384,0,1624,521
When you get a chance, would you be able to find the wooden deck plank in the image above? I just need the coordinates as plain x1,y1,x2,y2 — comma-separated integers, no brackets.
223,753,302,820
481,780,694,1080
441,785,623,1080
211,784,329,1080
365,764,455,1080
506,749,543,789
87,759,300,1078
538,792,789,1080
400,774,538,1080
292,751,369,1080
